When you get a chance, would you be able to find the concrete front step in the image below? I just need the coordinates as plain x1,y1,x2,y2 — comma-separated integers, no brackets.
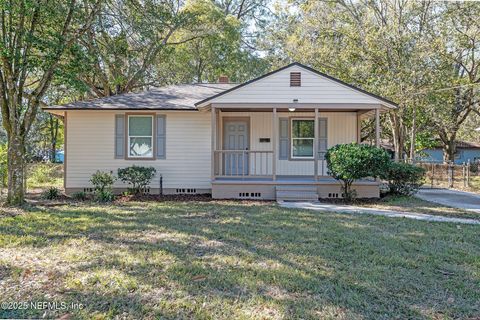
276,185,318,192
276,188,319,201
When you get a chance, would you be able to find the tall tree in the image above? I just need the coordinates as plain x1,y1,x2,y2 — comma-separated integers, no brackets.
261,0,439,160
156,0,268,84
69,0,221,98
0,0,101,204
423,2,480,162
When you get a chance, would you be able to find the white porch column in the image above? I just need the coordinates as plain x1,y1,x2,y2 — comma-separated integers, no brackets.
314,108,319,180
211,106,216,180
272,107,277,181
375,108,380,147
357,112,361,143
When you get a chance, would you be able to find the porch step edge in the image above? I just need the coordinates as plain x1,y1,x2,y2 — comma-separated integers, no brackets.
276,185,318,192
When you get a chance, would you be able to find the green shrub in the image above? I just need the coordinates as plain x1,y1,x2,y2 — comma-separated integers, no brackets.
90,171,115,192
382,162,426,195
117,166,156,194
42,187,60,200
31,165,54,184
71,191,87,201
326,143,391,201
95,190,115,202
27,163,63,188
90,171,115,202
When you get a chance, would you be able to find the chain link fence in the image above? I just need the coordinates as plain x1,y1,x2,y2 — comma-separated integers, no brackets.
416,161,480,192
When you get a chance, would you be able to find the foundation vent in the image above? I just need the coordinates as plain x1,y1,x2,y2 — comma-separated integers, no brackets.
83,188,94,193
328,193,340,198
238,192,262,199
176,188,197,194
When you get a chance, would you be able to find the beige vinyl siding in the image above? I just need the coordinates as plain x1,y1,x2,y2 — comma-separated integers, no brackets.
66,110,211,190
211,65,381,105
220,111,357,176
66,109,357,188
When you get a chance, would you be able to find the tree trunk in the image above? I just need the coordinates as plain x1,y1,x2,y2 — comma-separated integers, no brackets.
389,112,405,161
443,139,456,163
49,115,59,163
409,107,416,161
51,140,57,163
6,135,26,205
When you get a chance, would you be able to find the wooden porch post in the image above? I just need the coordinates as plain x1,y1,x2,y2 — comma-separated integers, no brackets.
272,107,277,181
357,112,361,143
375,108,380,147
314,108,319,181
211,106,216,180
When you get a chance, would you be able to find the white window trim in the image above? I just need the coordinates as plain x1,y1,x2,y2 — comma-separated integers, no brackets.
291,118,315,159
128,115,154,158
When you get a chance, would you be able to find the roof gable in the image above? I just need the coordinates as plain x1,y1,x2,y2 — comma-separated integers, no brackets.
196,62,397,108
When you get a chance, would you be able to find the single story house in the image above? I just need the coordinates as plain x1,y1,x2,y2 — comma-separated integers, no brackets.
418,141,480,164
44,62,397,200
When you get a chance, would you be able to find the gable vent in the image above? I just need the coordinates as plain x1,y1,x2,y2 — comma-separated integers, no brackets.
290,72,301,87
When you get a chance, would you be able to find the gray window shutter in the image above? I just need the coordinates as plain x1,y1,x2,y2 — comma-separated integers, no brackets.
279,118,289,160
156,115,166,159
115,115,125,159
318,118,328,160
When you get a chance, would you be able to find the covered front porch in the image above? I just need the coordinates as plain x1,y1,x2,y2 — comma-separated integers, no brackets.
210,104,382,181
209,104,383,200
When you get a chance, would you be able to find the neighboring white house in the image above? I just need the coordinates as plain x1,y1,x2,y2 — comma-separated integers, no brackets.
44,63,397,200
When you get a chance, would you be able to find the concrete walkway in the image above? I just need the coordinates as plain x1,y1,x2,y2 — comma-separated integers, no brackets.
416,188,480,213
279,201,480,225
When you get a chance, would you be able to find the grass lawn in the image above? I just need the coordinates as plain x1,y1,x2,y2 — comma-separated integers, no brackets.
469,176,480,193
0,200,479,319
357,194,480,220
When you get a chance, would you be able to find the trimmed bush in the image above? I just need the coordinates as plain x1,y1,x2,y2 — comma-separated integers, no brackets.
117,165,156,194
383,162,425,195
42,187,60,200
326,143,391,201
90,171,115,202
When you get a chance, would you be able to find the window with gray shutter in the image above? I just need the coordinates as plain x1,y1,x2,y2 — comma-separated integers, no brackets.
115,115,125,158
279,118,289,159
318,118,328,159
156,115,166,159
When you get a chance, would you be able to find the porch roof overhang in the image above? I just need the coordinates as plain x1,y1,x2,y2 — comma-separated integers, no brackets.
200,103,391,120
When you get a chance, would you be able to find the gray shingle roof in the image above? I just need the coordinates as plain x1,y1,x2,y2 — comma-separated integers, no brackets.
43,83,236,111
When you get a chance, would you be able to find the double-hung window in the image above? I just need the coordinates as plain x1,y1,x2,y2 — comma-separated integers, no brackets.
291,119,314,159
128,115,153,158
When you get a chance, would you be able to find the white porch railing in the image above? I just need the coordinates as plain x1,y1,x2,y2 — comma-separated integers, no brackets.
213,150,328,178
213,150,273,177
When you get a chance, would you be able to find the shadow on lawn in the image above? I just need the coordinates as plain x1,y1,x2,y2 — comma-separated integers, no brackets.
0,201,479,319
